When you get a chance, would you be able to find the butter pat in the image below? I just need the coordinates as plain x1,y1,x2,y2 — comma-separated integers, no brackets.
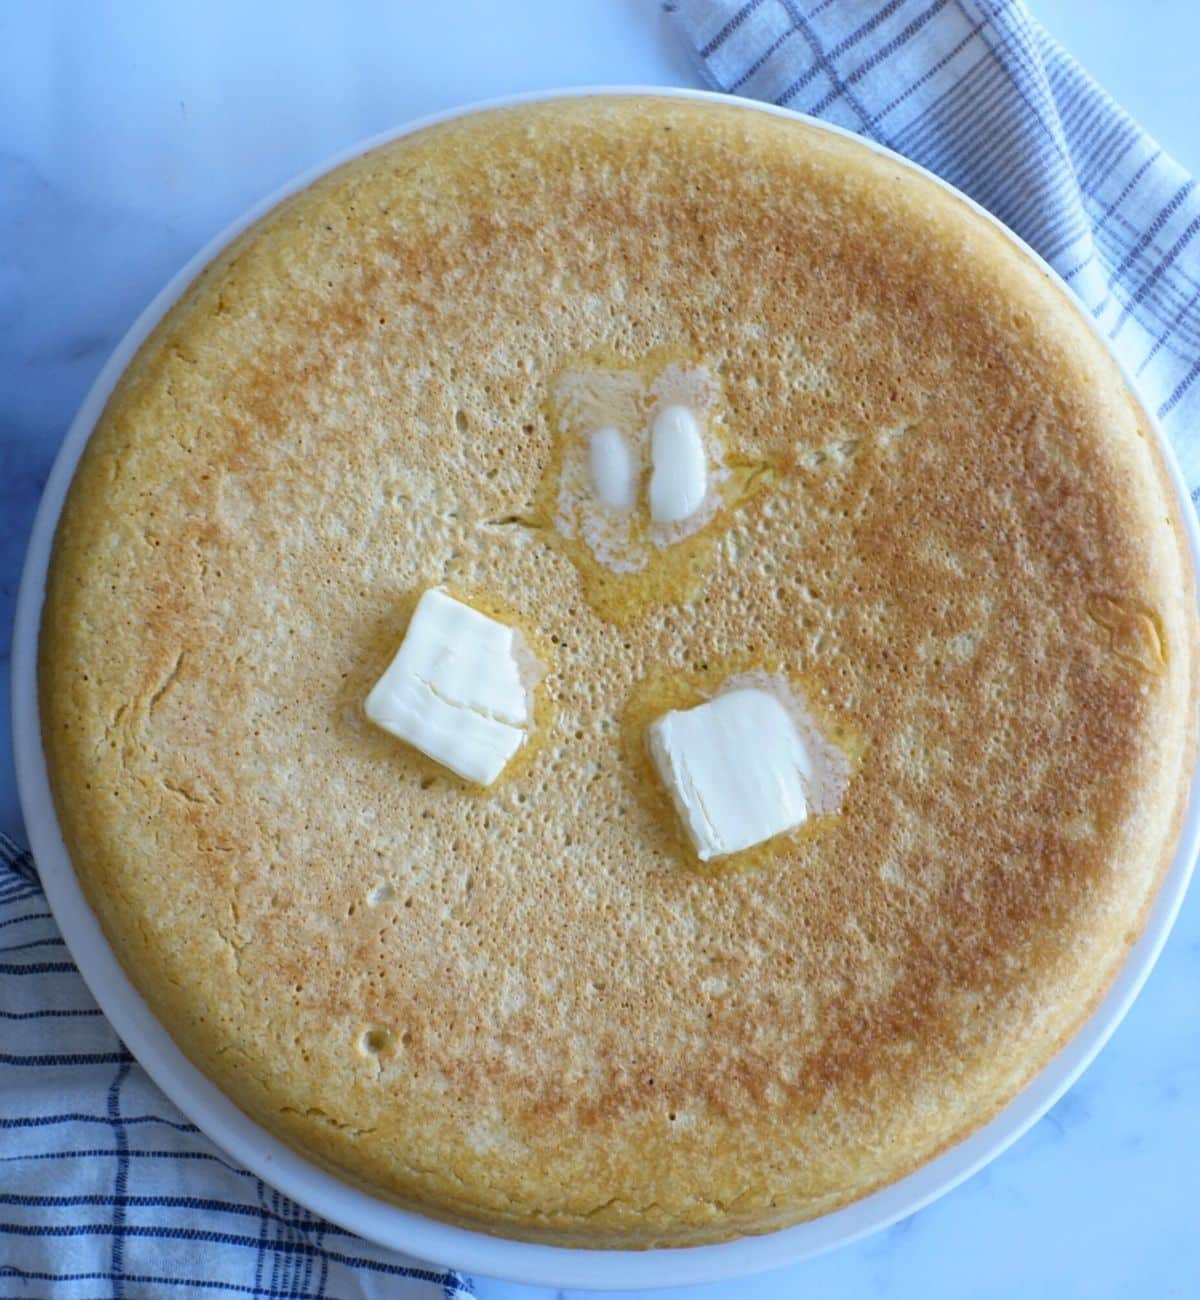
649,404,707,524
588,426,637,511
648,688,816,861
365,588,539,785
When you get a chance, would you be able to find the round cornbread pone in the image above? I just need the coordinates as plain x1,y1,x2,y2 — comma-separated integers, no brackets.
40,95,1198,1248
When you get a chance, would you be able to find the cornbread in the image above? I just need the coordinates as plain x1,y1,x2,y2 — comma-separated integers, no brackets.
40,96,1197,1247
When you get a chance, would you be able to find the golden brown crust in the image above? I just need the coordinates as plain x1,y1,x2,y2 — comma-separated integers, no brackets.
40,96,1198,1246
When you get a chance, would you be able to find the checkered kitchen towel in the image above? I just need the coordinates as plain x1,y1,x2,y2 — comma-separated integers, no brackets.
0,835,472,1296
6,3,1200,1294
667,0,1200,497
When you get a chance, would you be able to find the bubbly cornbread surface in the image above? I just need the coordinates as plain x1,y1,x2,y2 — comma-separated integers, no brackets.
40,97,1197,1247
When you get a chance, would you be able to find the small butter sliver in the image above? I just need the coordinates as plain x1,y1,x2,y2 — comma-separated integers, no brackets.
649,404,708,525
648,682,843,861
365,587,540,786
588,426,637,511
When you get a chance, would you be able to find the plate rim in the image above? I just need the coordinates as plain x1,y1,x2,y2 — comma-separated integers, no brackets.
11,84,1200,1290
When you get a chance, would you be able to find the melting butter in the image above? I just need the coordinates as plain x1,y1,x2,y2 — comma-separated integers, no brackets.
365,587,541,785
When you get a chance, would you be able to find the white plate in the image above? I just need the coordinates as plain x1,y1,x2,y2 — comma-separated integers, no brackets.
12,87,1200,1291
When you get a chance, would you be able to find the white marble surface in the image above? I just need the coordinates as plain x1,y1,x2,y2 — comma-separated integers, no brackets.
2,2,1199,1295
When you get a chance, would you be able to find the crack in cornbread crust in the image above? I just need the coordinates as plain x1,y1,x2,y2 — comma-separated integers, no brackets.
40,97,1197,1246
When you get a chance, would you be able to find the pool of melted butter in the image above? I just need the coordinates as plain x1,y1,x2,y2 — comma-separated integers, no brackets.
533,349,779,626
622,656,864,875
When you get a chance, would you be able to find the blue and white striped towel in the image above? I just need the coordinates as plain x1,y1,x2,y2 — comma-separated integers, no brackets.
5,1,1200,1292
0,835,471,1297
